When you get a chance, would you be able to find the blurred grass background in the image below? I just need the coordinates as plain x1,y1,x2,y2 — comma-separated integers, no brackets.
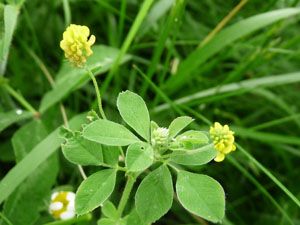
1,0,300,224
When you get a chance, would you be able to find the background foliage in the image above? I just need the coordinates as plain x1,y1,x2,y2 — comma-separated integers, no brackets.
1,0,300,224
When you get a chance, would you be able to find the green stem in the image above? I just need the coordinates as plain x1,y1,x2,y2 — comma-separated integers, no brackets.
0,212,13,225
85,67,126,161
85,67,107,120
2,83,38,115
116,165,128,172
117,175,136,219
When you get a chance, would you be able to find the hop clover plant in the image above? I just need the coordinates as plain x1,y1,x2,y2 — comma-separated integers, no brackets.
59,24,236,224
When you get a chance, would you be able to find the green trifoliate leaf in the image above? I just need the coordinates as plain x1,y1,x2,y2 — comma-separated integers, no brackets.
135,165,173,223
82,120,140,146
117,91,150,142
126,142,154,172
62,131,103,166
176,171,225,223
75,169,116,216
168,116,194,140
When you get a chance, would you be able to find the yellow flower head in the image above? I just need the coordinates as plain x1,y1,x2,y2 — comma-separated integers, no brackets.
49,191,75,220
60,24,95,67
210,122,236,162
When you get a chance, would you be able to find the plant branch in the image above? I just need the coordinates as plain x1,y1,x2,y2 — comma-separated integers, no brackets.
85,67,107,120
117,174,137,219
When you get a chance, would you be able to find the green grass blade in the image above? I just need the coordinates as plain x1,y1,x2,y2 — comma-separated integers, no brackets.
251,113,300,131
164,8,300,93
227,156,294,225
0,114,87,205
155,72,300,112
137,0,175,38
101,0,154,94
236,143,300,208
140,0,186,97
0,4,19,76
253,89,300,129
0,110,32,133
233,126,300,146
116,0,126,46
133,64,184,117
62,0,71,27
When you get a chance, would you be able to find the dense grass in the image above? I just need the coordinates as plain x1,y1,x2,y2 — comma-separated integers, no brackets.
1,0,300,224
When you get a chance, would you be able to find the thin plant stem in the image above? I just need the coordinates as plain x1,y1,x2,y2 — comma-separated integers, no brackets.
85,67,107,120
85,67,125,160
2,83,38,115
77,165,87,180
0,212,13,225
199,0,249,48
117,175,137,219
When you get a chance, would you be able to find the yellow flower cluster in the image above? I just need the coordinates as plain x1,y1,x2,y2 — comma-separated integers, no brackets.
60,24,95,67
210,122,236,162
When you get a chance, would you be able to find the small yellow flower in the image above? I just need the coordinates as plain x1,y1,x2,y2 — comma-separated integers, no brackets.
210,122,236,162
60,24,95,67
49,191,75,220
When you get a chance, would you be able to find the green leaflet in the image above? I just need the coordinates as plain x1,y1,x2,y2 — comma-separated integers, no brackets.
82,120,140,146
62,131,103,166
168,116,194,140
126,208,150,225
135,165,173,223
101,201,118,220
176,171,225,223
117,90,150,142
126,142,153,172
171,144,217,166
75,169,117,216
